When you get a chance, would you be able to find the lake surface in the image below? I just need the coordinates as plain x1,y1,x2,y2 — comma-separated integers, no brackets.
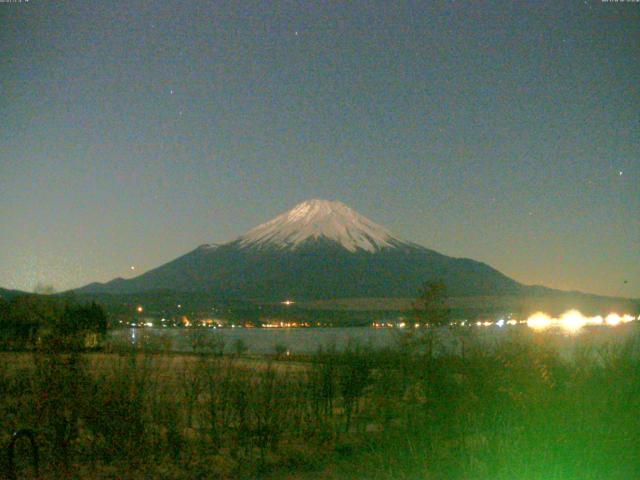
107,323,640,356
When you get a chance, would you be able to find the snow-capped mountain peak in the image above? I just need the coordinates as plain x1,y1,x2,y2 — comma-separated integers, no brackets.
237,199,403,252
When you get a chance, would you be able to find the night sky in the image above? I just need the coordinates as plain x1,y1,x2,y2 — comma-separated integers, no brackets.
1,1,638,297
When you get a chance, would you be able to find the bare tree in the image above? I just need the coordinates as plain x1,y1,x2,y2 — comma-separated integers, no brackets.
407,279,451,357
413,279,450,327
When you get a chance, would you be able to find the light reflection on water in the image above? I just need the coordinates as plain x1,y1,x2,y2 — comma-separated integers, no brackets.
108,322,640,356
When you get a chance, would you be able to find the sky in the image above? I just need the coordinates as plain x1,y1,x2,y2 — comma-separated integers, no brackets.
1,0,638,298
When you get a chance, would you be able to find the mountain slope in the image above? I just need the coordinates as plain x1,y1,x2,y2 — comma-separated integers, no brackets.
75,199,524,300
0,287,30,300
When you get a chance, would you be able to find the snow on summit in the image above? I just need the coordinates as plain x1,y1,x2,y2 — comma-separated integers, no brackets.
237,199,402,252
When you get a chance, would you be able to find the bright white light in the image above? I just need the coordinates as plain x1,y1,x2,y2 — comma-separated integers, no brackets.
525,310,636,331
605,313,622,326
558,309,587,333
527,312,552,331
496,319,505,327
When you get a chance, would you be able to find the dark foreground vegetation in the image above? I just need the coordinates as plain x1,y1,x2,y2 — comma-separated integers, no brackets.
0,324,638,479
0,295,107,351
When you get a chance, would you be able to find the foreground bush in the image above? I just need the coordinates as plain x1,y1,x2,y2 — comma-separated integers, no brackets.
0,329,638,479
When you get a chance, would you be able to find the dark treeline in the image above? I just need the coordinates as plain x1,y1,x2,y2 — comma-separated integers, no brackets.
0,325,639,478
0,295,107,351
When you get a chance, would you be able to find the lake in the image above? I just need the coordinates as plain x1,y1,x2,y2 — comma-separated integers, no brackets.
107,322,640,356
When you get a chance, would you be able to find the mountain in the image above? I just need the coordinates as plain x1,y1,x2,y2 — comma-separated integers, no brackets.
237,199,402,252
75,199,525,300
0,287,30,300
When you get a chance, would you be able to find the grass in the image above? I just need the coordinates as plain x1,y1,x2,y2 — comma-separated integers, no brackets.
0,327,638,479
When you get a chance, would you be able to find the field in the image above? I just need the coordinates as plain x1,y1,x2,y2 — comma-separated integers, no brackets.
1,327,639,479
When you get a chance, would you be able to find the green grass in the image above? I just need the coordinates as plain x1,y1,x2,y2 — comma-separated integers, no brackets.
0,328,638,479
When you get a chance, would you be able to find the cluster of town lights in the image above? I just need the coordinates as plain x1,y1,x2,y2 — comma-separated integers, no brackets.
526,310,636,333
371,310,637,333
263,321,311,328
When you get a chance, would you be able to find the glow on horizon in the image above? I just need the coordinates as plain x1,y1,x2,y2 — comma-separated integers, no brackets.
526,310,636,333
